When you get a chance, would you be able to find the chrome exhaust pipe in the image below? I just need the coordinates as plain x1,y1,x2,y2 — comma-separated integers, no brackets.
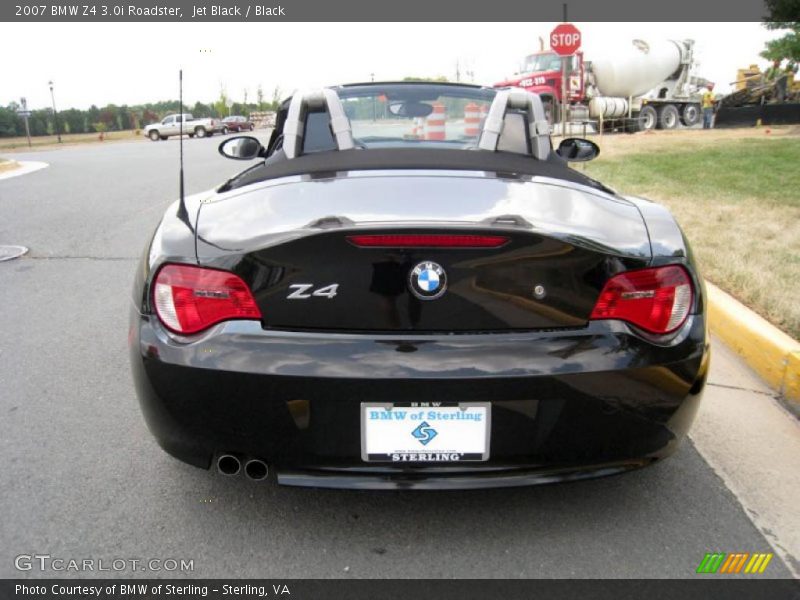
216,454,241,476
244,458,269,481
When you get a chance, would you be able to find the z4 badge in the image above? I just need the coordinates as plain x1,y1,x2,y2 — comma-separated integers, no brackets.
286,283,339,299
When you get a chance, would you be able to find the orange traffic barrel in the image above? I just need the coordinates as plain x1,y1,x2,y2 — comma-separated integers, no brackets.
464,102,480,137
426,102,446,140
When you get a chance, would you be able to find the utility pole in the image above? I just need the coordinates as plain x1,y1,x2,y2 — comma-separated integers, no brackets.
19,97,32,148
48,80,62,143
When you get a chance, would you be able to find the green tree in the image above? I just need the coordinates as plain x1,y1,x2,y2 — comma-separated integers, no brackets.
0,106,22,136
98,109,116,130
28,110,49,136
129,110,141,130
118,105,132,130
142,109,159,125
764,0,799,21
761,1,800,62
0,87,292,137
761,23,800,62
86,105,100,132
61,108,86,134
256,85,265,110
192,101,213,118
213,85,229,118
271,86,283,109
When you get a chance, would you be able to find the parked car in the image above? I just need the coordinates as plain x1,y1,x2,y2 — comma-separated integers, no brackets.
221,115,255,133
143,113,224,141
130,82,709,489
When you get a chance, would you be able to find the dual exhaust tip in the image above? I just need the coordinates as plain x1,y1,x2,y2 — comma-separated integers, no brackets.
216,454,268,481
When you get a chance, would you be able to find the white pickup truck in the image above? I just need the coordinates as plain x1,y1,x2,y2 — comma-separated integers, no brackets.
143,113,225,141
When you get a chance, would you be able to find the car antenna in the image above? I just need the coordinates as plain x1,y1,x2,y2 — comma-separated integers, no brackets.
179,69,186,211
175,69,193,230
172,71,224,253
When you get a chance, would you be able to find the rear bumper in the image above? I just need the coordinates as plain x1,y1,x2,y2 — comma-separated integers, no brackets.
129,312,709,489
276,460,654,490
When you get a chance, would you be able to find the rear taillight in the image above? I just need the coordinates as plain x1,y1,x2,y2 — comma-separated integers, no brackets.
590,265,693,334
347,234,509,248
152,264,261,335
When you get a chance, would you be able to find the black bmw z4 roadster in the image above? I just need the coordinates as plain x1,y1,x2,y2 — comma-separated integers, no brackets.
130,82,710,489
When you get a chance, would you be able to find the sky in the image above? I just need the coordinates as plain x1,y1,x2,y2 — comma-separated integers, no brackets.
0,22,787,111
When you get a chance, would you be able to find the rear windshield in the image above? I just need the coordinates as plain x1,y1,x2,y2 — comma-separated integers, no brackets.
335,83,497,150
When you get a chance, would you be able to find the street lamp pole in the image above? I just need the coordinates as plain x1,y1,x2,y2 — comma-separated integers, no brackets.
48,80,62,143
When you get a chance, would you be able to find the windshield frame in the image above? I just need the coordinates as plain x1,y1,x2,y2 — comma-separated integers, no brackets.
523,52,562,73
329,82,498,150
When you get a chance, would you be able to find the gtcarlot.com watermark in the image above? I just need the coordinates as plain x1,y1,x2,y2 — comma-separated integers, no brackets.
14,554,194,573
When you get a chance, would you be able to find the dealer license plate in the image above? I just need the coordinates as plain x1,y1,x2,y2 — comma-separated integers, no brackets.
361,402,491,463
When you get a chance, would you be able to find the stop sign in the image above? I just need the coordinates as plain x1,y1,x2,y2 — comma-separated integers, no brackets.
550,23,581,56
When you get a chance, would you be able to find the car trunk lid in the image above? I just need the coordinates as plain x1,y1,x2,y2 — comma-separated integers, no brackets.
195,172,651,332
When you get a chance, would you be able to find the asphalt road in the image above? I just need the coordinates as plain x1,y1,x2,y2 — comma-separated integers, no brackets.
0,137,794,579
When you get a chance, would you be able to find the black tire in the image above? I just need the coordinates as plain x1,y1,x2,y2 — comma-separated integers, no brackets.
656,104,680,130
195,126,207,138
148,130,160,141
637,105,658,131
188,133,195,138
222,126,229,135
680,104,701,127
623,117,643,133
159,136,168,141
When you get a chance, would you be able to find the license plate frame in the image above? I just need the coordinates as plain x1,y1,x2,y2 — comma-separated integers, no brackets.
360,402,491,463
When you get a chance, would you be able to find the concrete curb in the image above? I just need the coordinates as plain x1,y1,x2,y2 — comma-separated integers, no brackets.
707,281,800,407
0,160,49,181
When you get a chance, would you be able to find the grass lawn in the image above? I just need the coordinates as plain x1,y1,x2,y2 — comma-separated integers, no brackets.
0,129,144,151
583,127,800,340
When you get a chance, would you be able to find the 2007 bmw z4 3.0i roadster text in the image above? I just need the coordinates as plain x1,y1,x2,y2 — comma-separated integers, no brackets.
129,82,709,489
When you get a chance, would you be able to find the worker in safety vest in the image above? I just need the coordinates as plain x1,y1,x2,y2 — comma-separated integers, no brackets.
701,83,715,129
766,59,788,102
786,62,797,97
766,59,783,81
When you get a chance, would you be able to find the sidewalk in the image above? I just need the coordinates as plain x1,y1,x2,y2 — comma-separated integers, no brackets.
691,335,800,577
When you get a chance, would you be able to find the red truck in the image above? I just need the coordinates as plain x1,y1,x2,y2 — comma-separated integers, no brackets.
496,39,709,131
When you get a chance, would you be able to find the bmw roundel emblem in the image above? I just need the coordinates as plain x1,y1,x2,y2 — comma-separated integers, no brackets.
409,261,447,300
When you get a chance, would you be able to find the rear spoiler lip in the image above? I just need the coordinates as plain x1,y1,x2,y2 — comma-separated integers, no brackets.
217,145,616,197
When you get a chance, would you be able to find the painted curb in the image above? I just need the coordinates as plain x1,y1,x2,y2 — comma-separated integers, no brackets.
707,281,800,406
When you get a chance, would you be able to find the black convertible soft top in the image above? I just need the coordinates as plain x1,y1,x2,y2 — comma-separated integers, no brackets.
219,148,614,194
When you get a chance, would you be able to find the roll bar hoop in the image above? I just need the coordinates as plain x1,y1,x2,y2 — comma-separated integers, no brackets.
478,88,551,159
283,88,355,159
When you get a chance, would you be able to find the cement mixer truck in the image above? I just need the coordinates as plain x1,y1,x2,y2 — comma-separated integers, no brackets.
495,39,711,131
